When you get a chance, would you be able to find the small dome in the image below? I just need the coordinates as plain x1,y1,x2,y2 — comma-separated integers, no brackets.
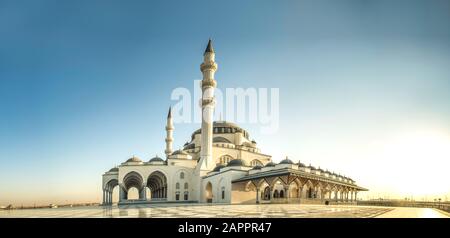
279,158,294,164
298,162,305,167
212,164,226,172
307,165,316,170
109,167,119,172
265,162,276,167
149,156,164,162
252,165,263,170
126,156,142,163
172,150,188,156
227,159,247,167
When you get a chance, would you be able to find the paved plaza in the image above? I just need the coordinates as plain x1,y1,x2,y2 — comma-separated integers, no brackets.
1,203,446,218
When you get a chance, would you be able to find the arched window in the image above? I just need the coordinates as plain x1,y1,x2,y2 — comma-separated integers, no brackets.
180,172,184,179
274,190,279,198
221,186,225,200
184,191,189,201
250,159,263,166
175,192,180,201
176,182,180,189
184,182,188,190
219,155,233,165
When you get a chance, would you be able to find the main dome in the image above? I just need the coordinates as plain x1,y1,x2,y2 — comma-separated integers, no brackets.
191,121,250,141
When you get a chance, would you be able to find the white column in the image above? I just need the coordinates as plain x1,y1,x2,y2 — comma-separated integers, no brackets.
284,185,290,200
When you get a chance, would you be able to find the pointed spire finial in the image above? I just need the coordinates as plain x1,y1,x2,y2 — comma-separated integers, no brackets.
204,38,214,55
167,106,172,118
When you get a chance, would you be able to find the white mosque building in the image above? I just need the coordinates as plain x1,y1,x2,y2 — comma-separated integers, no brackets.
101,40,367,205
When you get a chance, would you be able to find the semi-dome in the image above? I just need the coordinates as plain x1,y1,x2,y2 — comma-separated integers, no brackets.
172,150,189,156
265,162,276,167
226,159,247,167
213,137,232,143
279,158,294,164
212,164,226,172
126,156,142,163
149,156,164,162
183,143,195,150
109,167,119,172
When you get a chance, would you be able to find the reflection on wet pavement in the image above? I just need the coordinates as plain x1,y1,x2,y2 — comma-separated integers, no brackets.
0,204,448,218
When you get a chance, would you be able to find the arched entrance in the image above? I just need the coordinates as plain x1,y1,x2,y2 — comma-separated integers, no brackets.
103,179,118,205
262,186,271,200
147,171,167,201
205,182,213,203
123,172,144,201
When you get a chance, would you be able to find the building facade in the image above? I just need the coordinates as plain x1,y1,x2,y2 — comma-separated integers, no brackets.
101,40,367,205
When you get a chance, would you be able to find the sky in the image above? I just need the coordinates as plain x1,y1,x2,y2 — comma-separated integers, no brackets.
0,0,449,206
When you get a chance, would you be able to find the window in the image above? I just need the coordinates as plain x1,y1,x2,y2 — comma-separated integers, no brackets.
175,192,180,201
184,192,189,201
250,159,263,166
176,182,180,189
219,155,233,165
221,186,225,200
180,172,184,179
184,182,188,189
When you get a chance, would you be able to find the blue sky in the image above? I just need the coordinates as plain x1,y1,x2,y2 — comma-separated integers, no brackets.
1,0,449,205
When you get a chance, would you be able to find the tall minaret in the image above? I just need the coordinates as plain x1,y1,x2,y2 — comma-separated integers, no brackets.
198,39,218,172
165,107,174,157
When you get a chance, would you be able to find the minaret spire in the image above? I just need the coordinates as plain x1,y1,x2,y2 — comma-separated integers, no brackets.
165,106,174,157
204,38,214,55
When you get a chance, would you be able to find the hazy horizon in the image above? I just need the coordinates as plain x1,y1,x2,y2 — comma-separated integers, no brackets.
1,0,450,206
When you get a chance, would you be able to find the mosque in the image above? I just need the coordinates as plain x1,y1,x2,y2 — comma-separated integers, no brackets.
101,40,368,205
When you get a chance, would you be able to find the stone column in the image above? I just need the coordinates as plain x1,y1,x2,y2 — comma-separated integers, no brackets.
284,185,290,200
354,191,358,201
256,188,260,204
269,186,274,201
119,186,125,202
109,191,112,204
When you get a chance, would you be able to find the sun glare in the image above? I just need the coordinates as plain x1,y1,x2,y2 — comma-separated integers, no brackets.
370,129,450,198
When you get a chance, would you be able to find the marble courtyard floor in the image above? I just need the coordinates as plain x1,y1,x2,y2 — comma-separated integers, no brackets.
0,204,448,218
